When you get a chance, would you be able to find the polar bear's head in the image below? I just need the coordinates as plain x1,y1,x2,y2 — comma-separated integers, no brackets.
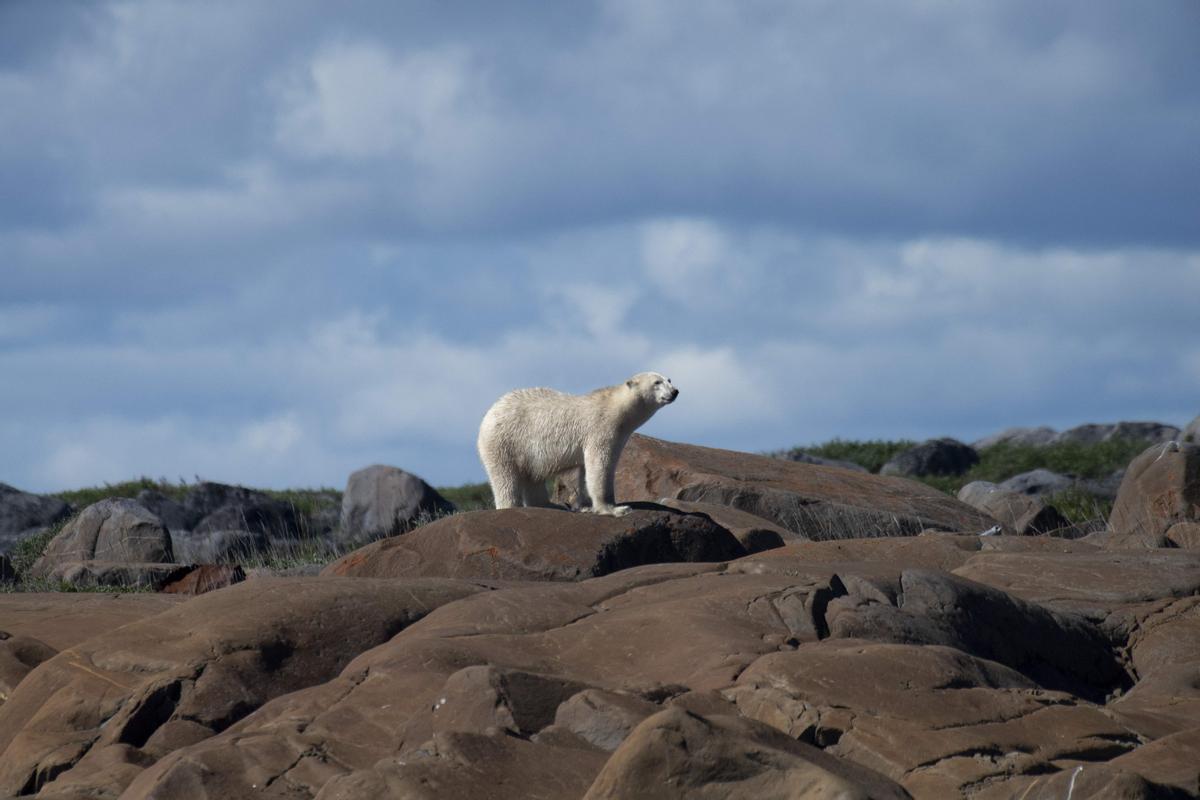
626,372,679,406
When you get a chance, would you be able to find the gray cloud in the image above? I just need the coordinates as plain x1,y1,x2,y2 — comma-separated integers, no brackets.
0,1,1197,491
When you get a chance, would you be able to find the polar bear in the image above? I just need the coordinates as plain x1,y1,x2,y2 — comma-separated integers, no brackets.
477,372,679,516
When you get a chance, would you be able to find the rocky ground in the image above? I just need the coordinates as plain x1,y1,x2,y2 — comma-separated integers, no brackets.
1,423,1199,799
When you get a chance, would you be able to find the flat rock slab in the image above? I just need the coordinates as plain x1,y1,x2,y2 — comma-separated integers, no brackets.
952,549,1200,617
322,506,747,582
0,593,186,651
647,498,799,553
615,435,998,539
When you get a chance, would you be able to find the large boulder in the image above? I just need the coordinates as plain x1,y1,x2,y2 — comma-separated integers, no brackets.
608,435,996,539
0,577,485,799
957,481,1073,535
1108,442,1200,547
323,506,747,581
879,437,979,477
30,499,174,581
972,426,1058,449
338,464,455,546
0,483,71,555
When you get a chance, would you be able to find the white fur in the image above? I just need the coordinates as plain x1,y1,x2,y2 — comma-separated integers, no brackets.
477,372,679,516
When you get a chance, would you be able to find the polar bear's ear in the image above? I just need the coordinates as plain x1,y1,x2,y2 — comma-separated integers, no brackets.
626,379,635,389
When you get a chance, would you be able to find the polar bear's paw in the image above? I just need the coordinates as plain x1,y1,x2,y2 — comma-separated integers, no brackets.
581,504,632,517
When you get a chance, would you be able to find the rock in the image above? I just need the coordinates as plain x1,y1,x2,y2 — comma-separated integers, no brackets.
956,481,1074,535
0,483,71,555
1166,521,1200,548
322,506,746,581
1108,442,1200,547
134,489,191,532
430,665,587,737
998,468,1076,496
879,437,979,477
170,527,269,563
31,499,173,579
0,593,185,651
581,707,911,799
160,564,246,595
823,569,1127,702
611,435,995,540
766,450,869,472
338,464,455,546
1183,414,1200,444
0,577,486,798
554,689,659,751
36,561,191,590
646,498,797,553
0,631,56,707
317,730,610,800
972,426,1058,449
729,640,1134,797
1054,421,1180,446
951,549,1200,619
179,481,302,539
730,533,984,575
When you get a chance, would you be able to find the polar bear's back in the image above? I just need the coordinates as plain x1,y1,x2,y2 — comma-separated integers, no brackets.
478,387,597,477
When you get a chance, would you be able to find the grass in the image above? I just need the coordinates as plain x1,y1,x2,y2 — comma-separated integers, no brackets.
781,439,919,474
437,481,494,511
52,476,192,508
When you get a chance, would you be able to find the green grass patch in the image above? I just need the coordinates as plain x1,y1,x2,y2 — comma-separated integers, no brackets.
787,439,918,474
437,481,494,511
52,476,192,508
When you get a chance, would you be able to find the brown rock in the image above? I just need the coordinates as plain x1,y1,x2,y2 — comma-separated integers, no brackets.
159,564,246,595
0,631,56,707
121,564,844,798
0,577,486,798
821,568,1127,702
554,688,659,751
322,506,746,582
0,593,185,651
612,434,996,539
1166,521,1200,548
729,640,1138,797
581,706,911,799
430,665,587,737
951,549,1200,618
645,497,799,553
730,533,983,574
316,730,609,800
957,480,1075,535
1109,442,1200,547
32,499,173,579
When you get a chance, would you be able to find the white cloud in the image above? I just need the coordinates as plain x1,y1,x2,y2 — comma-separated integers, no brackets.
275,41,498,165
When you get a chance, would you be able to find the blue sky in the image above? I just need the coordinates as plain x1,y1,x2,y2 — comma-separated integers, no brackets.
2,1,1198,492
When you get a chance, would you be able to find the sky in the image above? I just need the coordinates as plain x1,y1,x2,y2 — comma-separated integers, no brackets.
2,0,1198,493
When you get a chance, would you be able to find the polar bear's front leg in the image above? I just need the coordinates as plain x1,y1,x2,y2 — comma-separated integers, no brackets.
580,444,630,516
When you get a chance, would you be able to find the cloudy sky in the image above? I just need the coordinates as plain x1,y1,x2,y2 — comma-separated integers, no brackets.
2,1,1198,493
